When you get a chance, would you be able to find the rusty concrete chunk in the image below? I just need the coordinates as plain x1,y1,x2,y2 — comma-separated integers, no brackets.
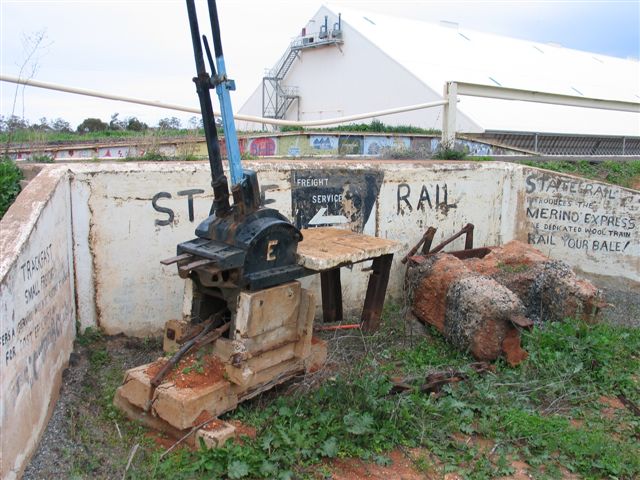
407,239,604,366
296,227,400,271
444,276,526,363
163,318,189,353
294,289,316,359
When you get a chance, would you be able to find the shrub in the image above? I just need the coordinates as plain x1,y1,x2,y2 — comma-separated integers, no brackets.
0,158,23,218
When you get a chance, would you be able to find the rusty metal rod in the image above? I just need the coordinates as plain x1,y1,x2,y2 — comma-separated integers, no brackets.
314,323,361,331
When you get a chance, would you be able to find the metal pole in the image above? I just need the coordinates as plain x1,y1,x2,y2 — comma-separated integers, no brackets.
185,0,230,216
441,81,457,147
206,0,243,185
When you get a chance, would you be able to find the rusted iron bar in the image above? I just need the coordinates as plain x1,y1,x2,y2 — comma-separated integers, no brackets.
401,227,437,264
361,253,394,331
150,319,228,388
389,362,493,395
464,224,474,250
510,314,534,329
447,247,491,260
160,253,192,266
320,268,342,323
428,223,474,254
178,258,217,277
617,394,640,417
314,323,361,331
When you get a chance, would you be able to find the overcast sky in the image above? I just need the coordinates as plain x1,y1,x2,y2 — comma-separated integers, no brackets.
1,0,638,129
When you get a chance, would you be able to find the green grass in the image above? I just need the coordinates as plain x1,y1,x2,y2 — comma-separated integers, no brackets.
522,159,640,189
0,158,23,218
0,128,206,145
137,316,640,480
281,120,439,135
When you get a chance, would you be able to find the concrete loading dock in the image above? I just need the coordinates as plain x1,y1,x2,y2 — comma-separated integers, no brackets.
1,159,638,478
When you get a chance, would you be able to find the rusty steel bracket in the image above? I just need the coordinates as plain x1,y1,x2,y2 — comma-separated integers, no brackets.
428,223,474,255
401,227,437,264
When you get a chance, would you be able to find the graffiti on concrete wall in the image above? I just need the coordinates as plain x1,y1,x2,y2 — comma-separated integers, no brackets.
338,136,364,155
151,185,278,227
8,134,515,161
364,136,410,155
248,137,276,156
522,173,638,257
310,135,339,151
291,169,384,232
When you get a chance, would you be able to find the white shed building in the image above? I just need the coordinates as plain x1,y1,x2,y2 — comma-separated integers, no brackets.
239,5,640,155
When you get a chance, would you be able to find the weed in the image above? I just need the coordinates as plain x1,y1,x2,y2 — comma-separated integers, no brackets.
141,151,167,161
89,349,109,368
76,326,103,346
497,262,529,273
148,318,639,479
0,157,22,217
30,153,54,163
240,151,258,161
434,147,466,160
522,159,640,189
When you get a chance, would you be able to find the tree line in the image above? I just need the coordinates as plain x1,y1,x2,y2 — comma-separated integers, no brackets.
0,114,203,134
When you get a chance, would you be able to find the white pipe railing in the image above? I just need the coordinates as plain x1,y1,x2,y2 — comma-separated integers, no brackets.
0,74,446,128
442,81,640,145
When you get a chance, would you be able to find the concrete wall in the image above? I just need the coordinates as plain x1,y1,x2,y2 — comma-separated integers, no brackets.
69,161,524,335
7,133,520,162
512,167,639,282
0,167,76,480
68,160,638,337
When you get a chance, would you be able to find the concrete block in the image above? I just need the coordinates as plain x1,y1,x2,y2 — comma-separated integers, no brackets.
152,380,238,431
294,289,316,359
243,323,298,352
234,282,301,338
195,422,237,449
117,362,156,411
235,357,305,401
163,318,190,353
224,364,255,387
246,342,296,372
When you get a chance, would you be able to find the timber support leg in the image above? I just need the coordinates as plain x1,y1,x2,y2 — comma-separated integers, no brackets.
320,268,342,323
361,254,394,331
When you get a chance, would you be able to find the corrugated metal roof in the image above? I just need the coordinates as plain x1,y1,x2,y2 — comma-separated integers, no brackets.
322,4,640,136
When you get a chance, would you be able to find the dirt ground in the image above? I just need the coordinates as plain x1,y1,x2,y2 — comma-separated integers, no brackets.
22,335,163,480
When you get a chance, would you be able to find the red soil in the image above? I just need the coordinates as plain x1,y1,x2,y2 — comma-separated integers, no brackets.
145,350,227,389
